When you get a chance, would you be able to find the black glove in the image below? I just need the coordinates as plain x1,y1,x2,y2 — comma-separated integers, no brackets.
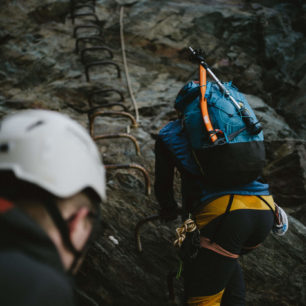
159,206,179,222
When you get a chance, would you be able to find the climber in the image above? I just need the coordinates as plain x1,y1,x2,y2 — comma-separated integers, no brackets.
154,81,287,305
0,110,106,306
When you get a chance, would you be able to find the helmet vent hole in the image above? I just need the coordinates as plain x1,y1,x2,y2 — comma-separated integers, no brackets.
0,143,9,153
26,120,45,131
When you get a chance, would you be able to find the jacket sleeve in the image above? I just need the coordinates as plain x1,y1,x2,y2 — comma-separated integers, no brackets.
154,136,178,210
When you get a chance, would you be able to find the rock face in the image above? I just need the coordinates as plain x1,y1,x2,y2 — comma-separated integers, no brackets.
0,0,305,305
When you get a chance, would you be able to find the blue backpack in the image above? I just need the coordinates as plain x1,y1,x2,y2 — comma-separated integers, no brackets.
175,81,266,187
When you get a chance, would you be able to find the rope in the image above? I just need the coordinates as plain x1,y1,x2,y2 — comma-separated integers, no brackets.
174,218,197,248
119,6,139,122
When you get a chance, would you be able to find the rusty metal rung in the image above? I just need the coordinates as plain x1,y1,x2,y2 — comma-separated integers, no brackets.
94,133,141,156
75,36,105,53
71,13,99,24
81,46,114,63
66,103,128,114
71,4,95,13
70,0,96,8
135,214,160,252
135,208,183,253
89,111,137,136
88,103,128,112
88,89,125,107
70,4,95,24
85,61,121,81
105,163,151,196
73,25,102,38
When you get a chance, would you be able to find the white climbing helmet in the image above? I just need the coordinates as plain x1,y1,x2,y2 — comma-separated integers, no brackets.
0,109,106,202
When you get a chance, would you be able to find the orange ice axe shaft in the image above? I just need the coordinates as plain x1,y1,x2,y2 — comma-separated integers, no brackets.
199,64,217,142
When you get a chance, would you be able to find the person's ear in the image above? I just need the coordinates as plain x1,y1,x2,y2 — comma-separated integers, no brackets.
67,207,88,232
67,207,91,251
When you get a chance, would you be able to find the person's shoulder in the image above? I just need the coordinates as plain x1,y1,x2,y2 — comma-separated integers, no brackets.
0,250,75,306
159,119,181,136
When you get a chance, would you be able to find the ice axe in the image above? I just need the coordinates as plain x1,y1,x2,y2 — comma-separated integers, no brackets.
189,47,262,136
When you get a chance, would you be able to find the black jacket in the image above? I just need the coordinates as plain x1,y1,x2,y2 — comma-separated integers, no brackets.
154,120,271,214
0,198,75,306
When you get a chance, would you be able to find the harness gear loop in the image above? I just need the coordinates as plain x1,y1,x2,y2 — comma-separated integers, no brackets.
174,218,197,248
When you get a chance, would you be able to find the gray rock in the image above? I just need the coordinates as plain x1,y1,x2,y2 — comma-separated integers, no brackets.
245,94,296,140
0,0,305,305
28,1,70,24
264,140,306,224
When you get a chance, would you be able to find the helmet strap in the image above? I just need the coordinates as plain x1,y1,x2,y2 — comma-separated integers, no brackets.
43,198,81,259
43,197,101,274
68,212,101,275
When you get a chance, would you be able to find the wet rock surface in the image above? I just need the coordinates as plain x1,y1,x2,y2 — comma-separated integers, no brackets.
0,0,305,305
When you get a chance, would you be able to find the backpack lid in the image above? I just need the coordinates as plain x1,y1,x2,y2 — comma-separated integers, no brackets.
174,81,200,112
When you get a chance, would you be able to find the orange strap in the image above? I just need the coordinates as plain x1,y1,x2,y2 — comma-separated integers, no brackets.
199,65,217,142
200,236,239,259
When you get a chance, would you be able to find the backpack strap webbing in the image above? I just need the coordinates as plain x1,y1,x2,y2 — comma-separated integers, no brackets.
256,195,280,224
211,194,234,243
